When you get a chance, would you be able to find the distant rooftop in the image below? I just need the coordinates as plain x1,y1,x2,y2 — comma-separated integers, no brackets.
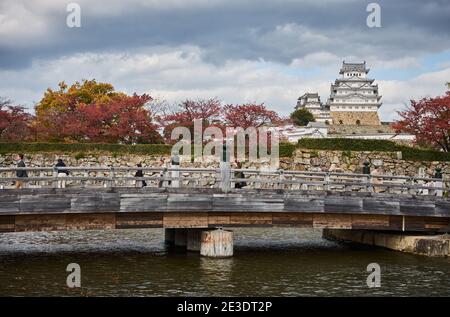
339,61,369,74
307,122,328,128
298,92,319,99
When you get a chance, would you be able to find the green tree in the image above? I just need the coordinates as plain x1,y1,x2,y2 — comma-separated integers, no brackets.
290,108,315,126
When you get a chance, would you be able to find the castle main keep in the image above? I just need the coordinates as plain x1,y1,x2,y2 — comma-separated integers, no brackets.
296,61,382,125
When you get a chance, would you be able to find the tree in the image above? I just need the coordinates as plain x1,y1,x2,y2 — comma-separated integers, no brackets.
34,80,162,144
68,94,163,144
34,79,124,138
290,108,315,126
55,94,162,144
392,91,450,152
35,80,122,117
161,99,222,142
0,98,34,142
223,103,280,129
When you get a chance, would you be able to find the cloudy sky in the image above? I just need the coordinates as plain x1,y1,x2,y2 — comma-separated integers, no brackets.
1,0,450,121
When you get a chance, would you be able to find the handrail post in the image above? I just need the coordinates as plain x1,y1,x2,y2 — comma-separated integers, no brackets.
367,175,373,193
434,168,443,197
255,171,261,189
171,164,180,188
324,172,330,191
220,161,231,193
409,177,416,195
52,166,58,189
278,169,285,190
126,169,132,187
39,169,45,188
81,169,88,188
109,166,115,188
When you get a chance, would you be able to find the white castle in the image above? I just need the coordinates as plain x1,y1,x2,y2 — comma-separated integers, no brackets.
296,61,382,125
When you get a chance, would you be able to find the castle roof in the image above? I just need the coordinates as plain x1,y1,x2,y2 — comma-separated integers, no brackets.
339,61,369,74
298,92,319,99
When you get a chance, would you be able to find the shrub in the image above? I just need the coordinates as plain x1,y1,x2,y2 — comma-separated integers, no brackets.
0,142,296,158
0,142,172,156
298,138,450,162
74,152,86,160
279,143,296,158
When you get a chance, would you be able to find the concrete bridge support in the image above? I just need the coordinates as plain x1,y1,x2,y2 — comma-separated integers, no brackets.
166,228,234,257
323,229,450,257
200,229,234,258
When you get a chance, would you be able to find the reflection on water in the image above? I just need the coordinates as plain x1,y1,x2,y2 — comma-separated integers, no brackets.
0,228,449,296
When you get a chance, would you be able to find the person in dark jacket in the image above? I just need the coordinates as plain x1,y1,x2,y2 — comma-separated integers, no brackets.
135,163,147,187
55,159,69,188
15,153,28,189
234,162,247,189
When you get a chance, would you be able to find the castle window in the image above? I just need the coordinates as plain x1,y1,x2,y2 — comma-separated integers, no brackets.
356,120,361,125
339,120,343,125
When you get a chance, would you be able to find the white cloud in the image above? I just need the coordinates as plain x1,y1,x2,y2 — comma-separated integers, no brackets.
0,46,319,115
290,52,341,69
2,45,448,122
0,2,50,43
378,67,450,121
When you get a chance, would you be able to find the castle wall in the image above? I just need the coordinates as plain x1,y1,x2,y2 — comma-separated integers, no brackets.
330,111,380,126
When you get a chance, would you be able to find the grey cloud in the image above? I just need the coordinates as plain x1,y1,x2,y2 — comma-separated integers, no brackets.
1,0,450,69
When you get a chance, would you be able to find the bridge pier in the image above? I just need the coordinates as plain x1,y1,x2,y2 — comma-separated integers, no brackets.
200,229,234,258
165,228,233,257
323,229,450,257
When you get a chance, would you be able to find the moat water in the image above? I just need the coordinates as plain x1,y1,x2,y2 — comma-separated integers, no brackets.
0,228,449,296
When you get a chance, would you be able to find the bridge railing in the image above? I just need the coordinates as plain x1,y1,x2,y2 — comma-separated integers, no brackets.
0,166,447,196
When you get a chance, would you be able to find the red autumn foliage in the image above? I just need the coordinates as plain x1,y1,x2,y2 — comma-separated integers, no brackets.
160,100,281,143
223,103,280,129
161,99,222,141
393,91,450,152
35,94,163,144
0,98,35,142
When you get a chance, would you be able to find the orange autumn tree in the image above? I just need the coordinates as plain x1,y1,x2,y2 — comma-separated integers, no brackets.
34,80,162,144
393,91,450,152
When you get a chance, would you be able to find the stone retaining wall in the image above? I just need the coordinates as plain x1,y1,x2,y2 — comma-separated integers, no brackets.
0,148,448,177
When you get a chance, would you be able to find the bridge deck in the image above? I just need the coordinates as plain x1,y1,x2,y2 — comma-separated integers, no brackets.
0,188,449,233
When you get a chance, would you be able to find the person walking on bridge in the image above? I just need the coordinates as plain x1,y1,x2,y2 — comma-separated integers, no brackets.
135,163,147,188
15,153,28,189
55,159,69,188
234,162,247,189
